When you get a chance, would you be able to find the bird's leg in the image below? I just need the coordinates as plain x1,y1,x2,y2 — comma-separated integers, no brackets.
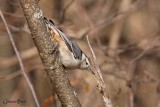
50,42,60,54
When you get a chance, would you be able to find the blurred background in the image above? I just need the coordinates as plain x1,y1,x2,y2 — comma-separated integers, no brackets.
0,0,160,107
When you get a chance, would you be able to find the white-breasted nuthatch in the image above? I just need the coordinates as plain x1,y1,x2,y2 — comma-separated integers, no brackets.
43,17,91,70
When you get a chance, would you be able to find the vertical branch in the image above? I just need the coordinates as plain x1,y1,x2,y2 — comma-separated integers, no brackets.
108,0,131,57
54,0,62,19
60,0,75,23
128,88,134,107
86,36,113,107
18,0,81,107
0,10,40,107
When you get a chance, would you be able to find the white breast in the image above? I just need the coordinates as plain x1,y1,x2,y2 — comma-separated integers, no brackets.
59,40,81,68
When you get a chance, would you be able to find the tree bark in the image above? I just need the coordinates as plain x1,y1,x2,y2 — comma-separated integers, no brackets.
19,0,81,107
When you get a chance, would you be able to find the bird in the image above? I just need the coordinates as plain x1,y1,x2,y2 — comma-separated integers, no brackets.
43,17,91,70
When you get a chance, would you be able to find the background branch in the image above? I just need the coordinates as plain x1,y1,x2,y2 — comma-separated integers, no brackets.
0,47,37,69
0,10,40,107
86,36,113,107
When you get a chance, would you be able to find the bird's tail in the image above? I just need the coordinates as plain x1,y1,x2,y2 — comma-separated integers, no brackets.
43,17,61,36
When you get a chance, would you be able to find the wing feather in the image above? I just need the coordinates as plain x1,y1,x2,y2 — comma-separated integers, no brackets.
44,17,82,60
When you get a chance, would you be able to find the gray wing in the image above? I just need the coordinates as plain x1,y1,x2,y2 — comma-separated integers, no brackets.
57,30,83,60
67,37,83,60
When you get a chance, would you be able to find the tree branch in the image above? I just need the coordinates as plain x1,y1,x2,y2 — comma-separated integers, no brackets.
86,36,113,107
18,0,81,106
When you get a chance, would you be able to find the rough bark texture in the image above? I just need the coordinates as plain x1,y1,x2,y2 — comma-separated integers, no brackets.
19,0,81,107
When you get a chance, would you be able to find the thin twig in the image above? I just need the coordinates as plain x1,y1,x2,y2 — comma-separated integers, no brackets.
2,11,23,18
108,0,132,57
130,37,160,64
0,47,37,69
9,24,31,34
3,64,43,80
86,35,113,107
128,88,134,107
60,0,75,23
0,10,40,107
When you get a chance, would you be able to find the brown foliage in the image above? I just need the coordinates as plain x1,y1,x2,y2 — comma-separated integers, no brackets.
0,0,160,107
